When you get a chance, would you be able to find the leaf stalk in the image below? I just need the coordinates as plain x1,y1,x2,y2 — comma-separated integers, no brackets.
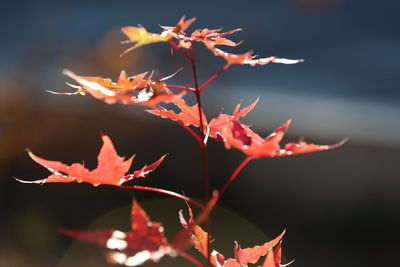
121,185,204,209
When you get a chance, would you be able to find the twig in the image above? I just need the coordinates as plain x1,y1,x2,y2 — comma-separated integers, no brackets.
199,63,231,93
216,157,253,203
121,185,204,209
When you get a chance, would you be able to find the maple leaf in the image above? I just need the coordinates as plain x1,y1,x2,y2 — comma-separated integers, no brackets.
147,98,257,139
160,16,197,49
16,135,165,187
146,97,207,130
205,44,304,66
148,97,344,157
160,16,197,36
207,98,259,140
259,241,282,267
207,100,346,158
278,138,349,156
62,194,218,266
61,200,172,266
121,16,196,54
170,192,218,253
189,28,242,47
179,204,285,267
120,26,169,55
52,70,185,107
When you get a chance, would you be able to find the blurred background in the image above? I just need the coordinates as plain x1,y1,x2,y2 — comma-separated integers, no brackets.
1,0,400,266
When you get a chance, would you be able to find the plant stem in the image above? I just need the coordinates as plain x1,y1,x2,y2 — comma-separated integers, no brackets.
189,47,212,267
198,63,231,93
167,85,196,93
216,157,252,203
169,40,193,62
189,50,210,200
177,121,204,146
121,185,204,209
180,252,203,267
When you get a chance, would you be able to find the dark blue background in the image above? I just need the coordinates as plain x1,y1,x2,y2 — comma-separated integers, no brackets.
1,1,399,266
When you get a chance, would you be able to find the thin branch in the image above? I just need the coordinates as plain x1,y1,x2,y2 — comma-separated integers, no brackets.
177,120,204,146
216,157,253,203
199,63,231,93
189,46,212,267
190,52,210,200
167,85,196,93
180,252,203,267
169,40,193,63
121,185,204,209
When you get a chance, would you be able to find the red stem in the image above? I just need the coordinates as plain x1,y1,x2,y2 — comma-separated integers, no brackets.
189,51,210,200
177,120,204,146
167,85,196,93
216,157,252,204
189,47,212,267
180,252,203,267
198,63,231,93
121,185,204,209
169,40,193,63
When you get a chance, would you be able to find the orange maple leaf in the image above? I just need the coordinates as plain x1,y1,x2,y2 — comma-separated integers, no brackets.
189,28,242,47
147,97,207,130
205,44,304,66
260,241,283,267
50,70,185,107
148,97,344,157
210,107,346,158
16,135,165,187
179,204,285,267
121,16,196,54
62,195,218,266
61,200,171,266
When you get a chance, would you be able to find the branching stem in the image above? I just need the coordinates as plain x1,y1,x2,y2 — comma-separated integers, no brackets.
189,46,212,267
216,157,253,203
177,120,204,146
180,252,203,267
121,185,204,209
167,85,196,93
169,40,193,62
189,50,210,200
199,63,231,93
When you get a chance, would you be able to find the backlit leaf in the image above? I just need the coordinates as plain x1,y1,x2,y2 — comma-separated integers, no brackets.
179,203,285,267
121,16,196,54
16,135,165,187
63,195,217,266
147,97,207,130
121,27,169,55
190,28,242,47
62,200,170,266
205,44,303,66
51,70,185,107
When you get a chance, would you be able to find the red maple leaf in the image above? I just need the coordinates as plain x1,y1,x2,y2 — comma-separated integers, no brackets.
148,98,344,157
179,204,285,267
160,16,197,36
147,98,256,137
205,44,303,66
61,200,172,266
50,70,185,107
259,241,283,267
207,98,259,139
208,100,346,158
62,195,218,266
120,17,302,66
16,135,165,187
189,28,242,47
147,97,207,130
